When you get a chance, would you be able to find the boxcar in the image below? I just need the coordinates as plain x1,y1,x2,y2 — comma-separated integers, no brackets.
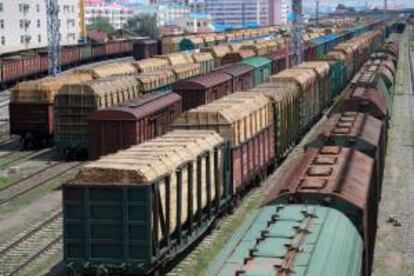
173,71,233,111
54,76,141,157
307,112,386,199
206,205,363,276
265,146,378,276
63,130,232,275
79,44,92,62
266,50,292,75
9,73,93,148
88,92,182,160
201,45,232,67
132,39,159,60
174,92,275,193
1,56,23,83
216,63,255,92
221,49,256,65
240,56,272,87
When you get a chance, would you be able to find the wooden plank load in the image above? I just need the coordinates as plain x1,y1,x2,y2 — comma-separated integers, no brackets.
174,92,274,192
132,58,170,73
9,73,93,147
270,68,319,131
54,75,141,157
75,61,137,79
64,130,231,274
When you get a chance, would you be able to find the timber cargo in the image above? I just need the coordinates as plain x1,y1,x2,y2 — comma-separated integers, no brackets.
54,75,141,158
265,146,378,276
270,68,319,131
63,130,231,275
88,92,182,160
75,62,138,79
174,92,274,192
9,73,93,148
132,58,170,73
296,61,332,110
249,82,301,159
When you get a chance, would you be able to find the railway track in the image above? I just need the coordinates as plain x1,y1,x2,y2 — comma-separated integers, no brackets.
0,211,62,276
0,148,54,169
0,161,83,206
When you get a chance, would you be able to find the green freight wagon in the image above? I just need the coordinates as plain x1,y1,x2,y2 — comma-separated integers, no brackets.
206,205,363,276
63,130,232,275
240,56,272,87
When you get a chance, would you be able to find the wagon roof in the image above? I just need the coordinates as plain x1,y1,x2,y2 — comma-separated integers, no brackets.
72,130,224,185
59,75,139,97
265,146,374,210
88,92,181,121
241,56,272,68
175,92,270,125
271,68,317,89
316,112,383,147
324,50,347,61
201,45,231,58
217,63,254,77
295,61,331,78
250,82,299,102
191,52,214,62
224,49,256,60
10,73,93,103
343,87,388,117
80,62,137,78
132,58,169,72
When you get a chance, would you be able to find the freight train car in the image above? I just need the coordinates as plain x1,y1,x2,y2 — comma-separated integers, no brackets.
63,130,232,275
206,205,364,276
88,92,182,160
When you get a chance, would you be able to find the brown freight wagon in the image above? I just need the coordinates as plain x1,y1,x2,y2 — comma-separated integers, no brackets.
265,146,378,276
332,86,389,128
174,92,275,193
307,112,386,199
216,63,255,92
173,71,233,111
88,92,182,160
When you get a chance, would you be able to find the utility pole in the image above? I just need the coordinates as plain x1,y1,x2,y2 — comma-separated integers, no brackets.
315,0,320,26
46,0,61,77
384,0,388,16
292,0,303,65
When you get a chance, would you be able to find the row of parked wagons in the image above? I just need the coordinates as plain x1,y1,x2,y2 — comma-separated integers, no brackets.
9,19,393,158
0,25,288,88
62,23,402,275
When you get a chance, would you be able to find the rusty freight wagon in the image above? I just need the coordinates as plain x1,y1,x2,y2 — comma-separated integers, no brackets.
9,73,93,148
216,63,255,92
54,75,141,158
63,130,232,275
307,111,386,199
174,92,275,193
172,71,233,111
265,146,378,276
88,92,182,160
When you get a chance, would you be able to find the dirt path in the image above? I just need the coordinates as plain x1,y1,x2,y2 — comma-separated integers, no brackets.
373,26,414,276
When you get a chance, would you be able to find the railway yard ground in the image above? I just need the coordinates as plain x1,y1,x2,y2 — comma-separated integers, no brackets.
373,25,414,275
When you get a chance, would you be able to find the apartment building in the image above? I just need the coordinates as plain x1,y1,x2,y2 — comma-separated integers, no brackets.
85,2,135,30
0,0,79,54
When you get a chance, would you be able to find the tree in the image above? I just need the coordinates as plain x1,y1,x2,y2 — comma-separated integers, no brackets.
87,16,114,35
125,14,160,39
